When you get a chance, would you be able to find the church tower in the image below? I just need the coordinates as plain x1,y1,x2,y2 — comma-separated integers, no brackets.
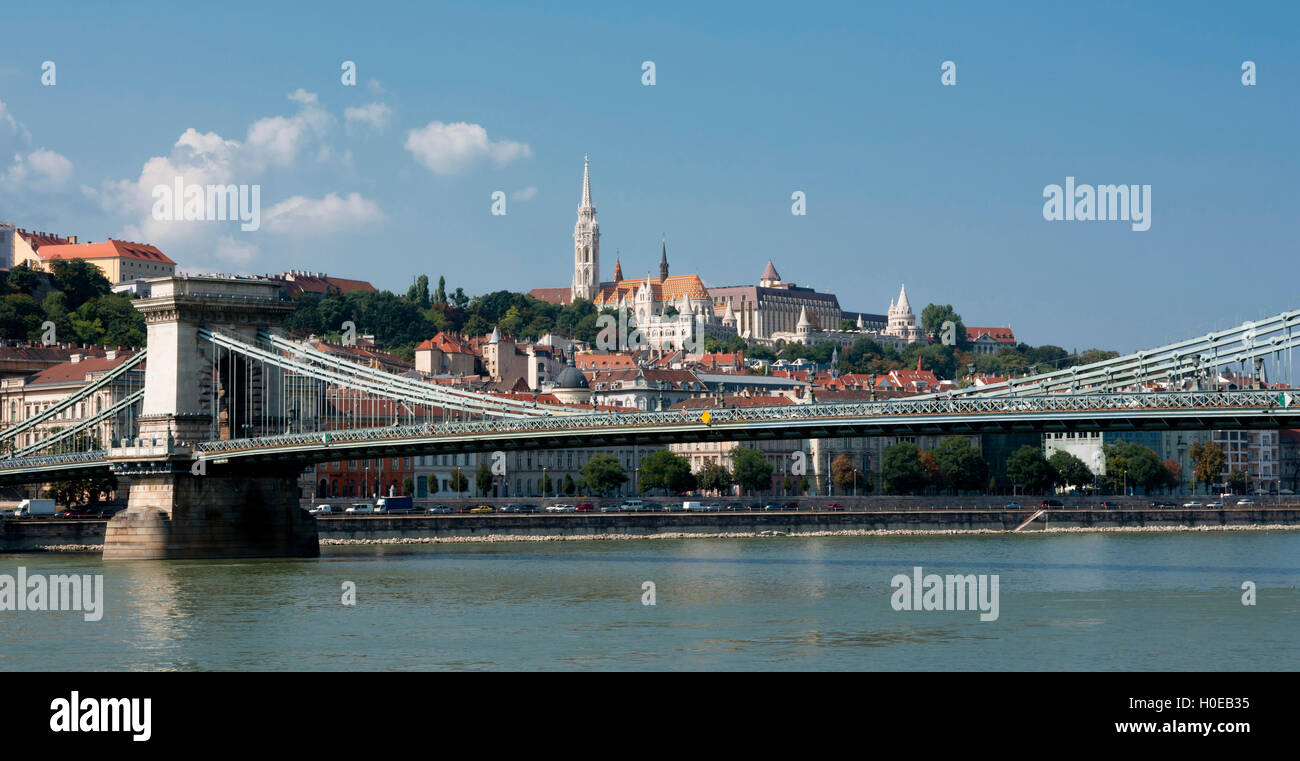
572,155,600,301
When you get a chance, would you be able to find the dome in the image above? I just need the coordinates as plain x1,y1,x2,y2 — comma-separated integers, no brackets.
554,358,589,389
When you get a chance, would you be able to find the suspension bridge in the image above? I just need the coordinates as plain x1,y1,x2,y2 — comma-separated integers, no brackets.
1,276,1298,559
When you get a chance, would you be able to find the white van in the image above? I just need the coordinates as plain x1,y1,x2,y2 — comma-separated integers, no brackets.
619,499,645,512
682,501,704,512
345,503,374,515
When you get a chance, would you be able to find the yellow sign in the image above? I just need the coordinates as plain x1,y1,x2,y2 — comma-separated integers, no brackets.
701,411,712,424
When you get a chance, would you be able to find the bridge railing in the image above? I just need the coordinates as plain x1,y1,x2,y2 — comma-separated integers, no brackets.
193,390,1293,455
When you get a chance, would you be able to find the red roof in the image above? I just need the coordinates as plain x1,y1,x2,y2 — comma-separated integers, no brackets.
38,239,176,265
575,352,637,370
966,326,1016,343
25,352,139,386
528,287,573,305
279,274,375,296
415,332,476,355
15,229,74,249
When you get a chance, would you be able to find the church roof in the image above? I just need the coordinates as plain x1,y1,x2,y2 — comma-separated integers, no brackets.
592,274,709,306
760,260,780,281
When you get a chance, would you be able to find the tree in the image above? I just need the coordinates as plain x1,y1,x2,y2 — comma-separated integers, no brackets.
475,461,493,497
1162,459,1182,494
697,460,734,494
581,454,627,495
1190,441,1226,494
731,447,773,494
932,436,990,493
1049,450,1094,492
831,454,861,493
920,303,968,349
1103,441,1166,494
638,449,695,495
562,473,576,496
448,467,468,496
539,472,553,497
1227,468,1251,494
43,476,116,508
402,476,414,495
919,450,941,491
882,442,927,494
1005,445,1060,494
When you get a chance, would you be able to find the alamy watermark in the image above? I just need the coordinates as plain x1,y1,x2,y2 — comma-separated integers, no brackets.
0,567,104,622
1043,177,1150,231
151,176,261,231
890,566,999,621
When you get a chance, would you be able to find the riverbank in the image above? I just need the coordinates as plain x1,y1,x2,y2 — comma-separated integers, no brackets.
6,507,1300,552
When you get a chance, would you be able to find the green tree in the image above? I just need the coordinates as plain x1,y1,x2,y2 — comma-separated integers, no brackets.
1048,450,1095,492
475,461,493,496
932,436,990,493
540,472,553,496
831,454,862,493
697,460,734,494
638,449,695,494
1005,445,1060,494
562,473,576,496
731,447,773,494
581,454,628,495
1103,441,1165,494
920,303,968,349
448,467,468,496
882,443,927,494
1227,468,1251,494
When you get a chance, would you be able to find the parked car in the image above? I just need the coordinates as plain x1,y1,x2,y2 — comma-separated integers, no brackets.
665,502,685,512
781,502,800,511
1206,501,1226,508
1183,501,1204,508
546,504,575,513
469,505,495,513
574,503,595,512
308,505,334,516
1097,501,1120,509
498,504,521,513
702,503,723,512
1149,501,1177,508
344,503,373,515
600,504,621,512
426,505,452,514
824,503,844,511
518,504,540,513
641,503,664,512
619,500,645,512
724,502,746,511
762,503,781,511
1038,499,1064,508
1004,501,1021,508
1236,499,1258,506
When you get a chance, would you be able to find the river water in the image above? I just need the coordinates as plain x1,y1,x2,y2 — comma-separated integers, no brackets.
1,530,1297,670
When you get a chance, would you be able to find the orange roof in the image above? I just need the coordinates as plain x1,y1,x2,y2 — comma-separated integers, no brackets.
16,229,74,249
966,326,1016,343
528,287,573,305
38,239,176,265
575,352,637,370
415,332,476,355
591,275,709,306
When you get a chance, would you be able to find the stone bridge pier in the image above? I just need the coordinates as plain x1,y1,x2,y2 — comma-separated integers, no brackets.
102,276,318,560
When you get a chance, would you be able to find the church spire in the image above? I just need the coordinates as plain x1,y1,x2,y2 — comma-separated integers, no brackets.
659,234,669,281
581,154,592,208
613,255,623,281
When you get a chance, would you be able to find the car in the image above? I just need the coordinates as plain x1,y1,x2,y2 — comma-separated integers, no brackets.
748,503,764,511
498,504,521,513
546,504,575,513
600,504,621,512
702,503,722,512
1149,501,1176,508
1236,499,1257,506
619,500,645,512
308,505,334,516
724,502,746,511
664,502,685,512
426,505,452,514
762,503,781,511
1183,501,1204,508
518,504,540,513
641,503,663,512
574,503,595,512
1038,499,1064,508
344,503,374,514
824,503,844,511
469,505,495,514
1004,501,1021,508
1097,501,1120,509
1206,501,1226,508
781,502,799,511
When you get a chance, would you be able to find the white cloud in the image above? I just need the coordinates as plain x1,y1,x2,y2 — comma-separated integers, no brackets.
215,235,259,263
404,121,531,175
262,192,384,235
344,102,392,132
2,148,75,190
0,99,29,143
511,186,538,201
243,89,332,168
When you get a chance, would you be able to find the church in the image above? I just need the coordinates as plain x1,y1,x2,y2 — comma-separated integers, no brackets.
529,156,729,350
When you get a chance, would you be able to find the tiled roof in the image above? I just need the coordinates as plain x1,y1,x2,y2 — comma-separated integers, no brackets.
591,274,709,306
966,326,1016,343
575,352,637,370
25,352,139,386
528,287,573,305
280,274,375,295
415,332,476,355
38,239,176,265
16,229,73,249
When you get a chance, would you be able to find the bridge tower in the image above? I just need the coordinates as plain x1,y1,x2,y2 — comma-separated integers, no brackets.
103,276,318,560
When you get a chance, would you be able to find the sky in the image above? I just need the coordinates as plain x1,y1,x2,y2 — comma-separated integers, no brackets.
0,0,1296,352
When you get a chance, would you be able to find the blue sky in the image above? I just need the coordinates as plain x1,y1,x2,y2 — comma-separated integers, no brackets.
1,0,1296,352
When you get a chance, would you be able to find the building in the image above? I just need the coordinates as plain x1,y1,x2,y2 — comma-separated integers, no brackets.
0,349,141,457
32,239,176,283
264,270,376,298
0,223,77,268
965,326,1018,355
414,333,479,376
883,284,927,344
708,261,842,342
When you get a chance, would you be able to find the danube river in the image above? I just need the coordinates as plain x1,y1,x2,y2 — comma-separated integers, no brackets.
2,531,1297,670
